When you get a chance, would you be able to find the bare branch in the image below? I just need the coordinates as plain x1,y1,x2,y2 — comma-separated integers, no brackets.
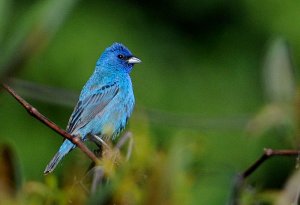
241,148,300,179
2,83,99,164
230,148,300,205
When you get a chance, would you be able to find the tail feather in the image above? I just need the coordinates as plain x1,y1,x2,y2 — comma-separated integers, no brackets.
44,140,75,175
44,152,65,174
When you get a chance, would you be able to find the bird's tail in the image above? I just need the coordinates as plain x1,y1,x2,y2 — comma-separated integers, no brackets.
44,140,75,175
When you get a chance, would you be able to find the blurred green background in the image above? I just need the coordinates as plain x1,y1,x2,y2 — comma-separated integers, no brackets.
0,0,300,204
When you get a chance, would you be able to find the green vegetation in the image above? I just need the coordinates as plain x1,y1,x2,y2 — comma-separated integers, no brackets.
0,0,299,204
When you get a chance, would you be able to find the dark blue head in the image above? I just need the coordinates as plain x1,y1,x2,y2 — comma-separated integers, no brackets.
97,43,141,73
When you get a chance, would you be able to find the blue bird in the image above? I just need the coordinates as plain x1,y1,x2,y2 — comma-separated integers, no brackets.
44,43,141,174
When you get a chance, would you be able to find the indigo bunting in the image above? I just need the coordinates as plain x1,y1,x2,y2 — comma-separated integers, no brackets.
44,43,141,174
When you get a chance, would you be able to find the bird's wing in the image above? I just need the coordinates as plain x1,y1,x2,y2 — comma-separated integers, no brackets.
66,82,119,134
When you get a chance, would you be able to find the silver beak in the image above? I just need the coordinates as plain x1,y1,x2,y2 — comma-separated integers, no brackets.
127,56,142,64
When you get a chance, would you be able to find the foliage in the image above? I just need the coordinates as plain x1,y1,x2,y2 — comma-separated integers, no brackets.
1,0,300,204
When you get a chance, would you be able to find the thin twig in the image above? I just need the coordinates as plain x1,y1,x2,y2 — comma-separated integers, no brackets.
230,148,300,205
2,83,99,164
91,166,105,194
241,148,300,179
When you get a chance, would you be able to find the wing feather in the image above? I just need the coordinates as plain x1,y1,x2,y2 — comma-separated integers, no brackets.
66,83,119,134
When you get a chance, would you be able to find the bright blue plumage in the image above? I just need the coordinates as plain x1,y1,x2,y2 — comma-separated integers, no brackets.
44,43,141,174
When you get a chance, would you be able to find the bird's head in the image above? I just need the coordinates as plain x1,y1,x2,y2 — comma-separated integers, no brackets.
97,43,141,73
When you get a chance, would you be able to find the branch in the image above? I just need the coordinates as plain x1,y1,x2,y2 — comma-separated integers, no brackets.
240,148,300,179
230,148,300,205
1,83,99,164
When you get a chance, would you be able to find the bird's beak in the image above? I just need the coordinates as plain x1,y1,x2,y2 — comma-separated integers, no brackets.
127,56,142,64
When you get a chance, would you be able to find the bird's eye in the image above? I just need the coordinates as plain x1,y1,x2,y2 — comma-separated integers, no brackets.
117,54,125,59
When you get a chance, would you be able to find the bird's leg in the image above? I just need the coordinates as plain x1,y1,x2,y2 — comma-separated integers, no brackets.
82,135,107,193
115,131,134,161
86,134,105,163
82,132,134,193
89,134,110,149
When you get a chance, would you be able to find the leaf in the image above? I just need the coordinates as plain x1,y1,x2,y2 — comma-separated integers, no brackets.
263,38,296,104
0,143,20,197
